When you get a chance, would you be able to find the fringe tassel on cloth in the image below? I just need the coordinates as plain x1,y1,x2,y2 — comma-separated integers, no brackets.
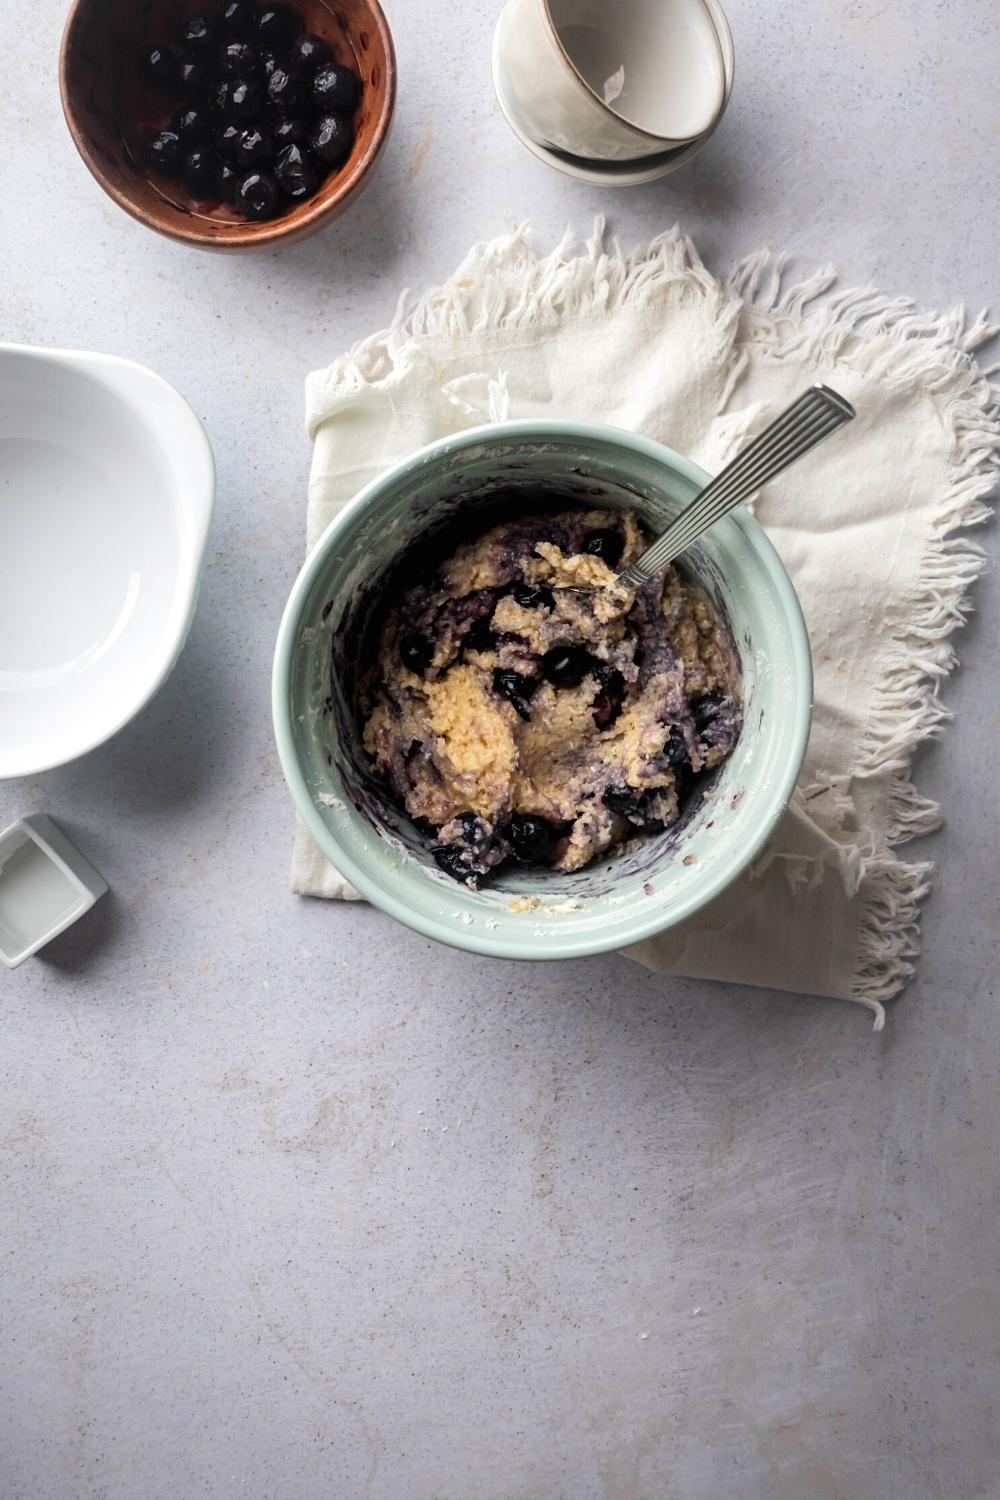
729,249,998,1026
306,221,740,425
301,221,1000,1030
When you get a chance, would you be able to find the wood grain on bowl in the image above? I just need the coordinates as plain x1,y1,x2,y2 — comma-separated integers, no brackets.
59,0,396,251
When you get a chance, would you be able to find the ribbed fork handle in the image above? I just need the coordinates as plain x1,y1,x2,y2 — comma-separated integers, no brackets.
617,386,855,589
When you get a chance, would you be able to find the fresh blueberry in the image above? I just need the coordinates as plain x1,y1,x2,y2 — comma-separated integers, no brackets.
234,169,281,220
509,813,560,865
219,39,258,76
256,5,303,47
274,142,318,198
235,126,273,166
216,0,255,36
309,113,353,166
311,63,360,114
512,582,554,609
493,669,537,721
181,13,219,51
692,690,725,730
289,32,332,74
272,115,307,147
663,726,688,767
225,76,264,121
172,106,210,143
183,146,219,194
144,129,181,173
602,785,644,820
142,45,175,88
267,66,301,111
541,645,593,688
432,845,475,883
451,811,494,857
463,616,496,654
216,121,242,158
207,78,231,116
399,632,433,673
178,53,211,94
217,159,238,201
581,528,624,569
456,811,481,846
592,666,625,729
601,784,664,833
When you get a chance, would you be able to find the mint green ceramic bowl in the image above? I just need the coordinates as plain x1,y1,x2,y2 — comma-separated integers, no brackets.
273,422,812,958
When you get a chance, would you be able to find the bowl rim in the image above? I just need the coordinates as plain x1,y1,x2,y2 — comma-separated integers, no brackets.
58,0,397,250
537,0,726,148
272,419,813,959
491,0,734,186
0,343,215,779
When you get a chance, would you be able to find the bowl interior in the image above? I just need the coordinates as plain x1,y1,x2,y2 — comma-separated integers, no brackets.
60,0,394,250
491,0,733,188
0,346,213,779
275,425,811,959
546,0,726,144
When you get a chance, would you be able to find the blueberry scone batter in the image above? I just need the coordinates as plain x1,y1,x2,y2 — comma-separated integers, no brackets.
361,509,741,882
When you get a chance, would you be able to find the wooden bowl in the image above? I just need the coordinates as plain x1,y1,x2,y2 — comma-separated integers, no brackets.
60,0,396,251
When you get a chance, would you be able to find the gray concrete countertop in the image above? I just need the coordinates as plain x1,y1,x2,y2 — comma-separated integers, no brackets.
2,2,998,1496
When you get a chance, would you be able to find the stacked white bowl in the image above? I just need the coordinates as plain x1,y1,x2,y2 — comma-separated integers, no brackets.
493,0,734,185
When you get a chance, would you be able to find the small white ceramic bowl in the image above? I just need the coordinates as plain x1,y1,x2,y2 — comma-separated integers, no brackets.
493,0,734,186
0,814,107,968
494,0,727,162
0,345,214,779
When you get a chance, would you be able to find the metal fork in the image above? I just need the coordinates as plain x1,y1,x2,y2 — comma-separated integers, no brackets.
616,385,855,591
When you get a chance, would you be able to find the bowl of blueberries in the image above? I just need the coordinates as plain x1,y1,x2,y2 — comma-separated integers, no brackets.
60,0,395,249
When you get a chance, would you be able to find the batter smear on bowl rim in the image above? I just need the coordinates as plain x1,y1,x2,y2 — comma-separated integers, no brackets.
361,508,741,883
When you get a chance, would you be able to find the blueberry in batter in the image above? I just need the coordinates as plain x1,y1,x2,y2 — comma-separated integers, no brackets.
360,509,741,884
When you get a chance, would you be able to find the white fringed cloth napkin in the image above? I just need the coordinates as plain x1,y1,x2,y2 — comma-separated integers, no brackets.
293,223,998,1027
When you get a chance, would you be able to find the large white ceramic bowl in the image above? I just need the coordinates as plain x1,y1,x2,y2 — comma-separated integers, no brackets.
0,345,214,778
